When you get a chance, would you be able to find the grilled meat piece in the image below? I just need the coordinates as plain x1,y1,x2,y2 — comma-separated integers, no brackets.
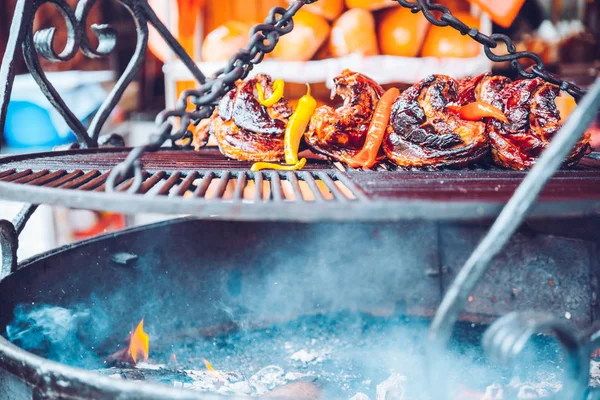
383,75,489,168
305,69,384,161
486,78,591,169
206,74,293,161
457,73,511,107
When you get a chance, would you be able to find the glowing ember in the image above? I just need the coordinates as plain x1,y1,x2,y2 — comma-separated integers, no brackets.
203,358,214,371
129,319,149,364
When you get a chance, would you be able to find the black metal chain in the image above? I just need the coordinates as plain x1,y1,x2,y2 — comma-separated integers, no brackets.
397,0,587,99
107,0,589,192
106,0,307,191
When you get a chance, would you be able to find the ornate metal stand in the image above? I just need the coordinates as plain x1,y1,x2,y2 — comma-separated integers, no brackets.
0,1,599,399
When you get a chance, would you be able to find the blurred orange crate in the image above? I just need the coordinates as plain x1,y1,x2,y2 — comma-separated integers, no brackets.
203,0,286,35
467,0,525,28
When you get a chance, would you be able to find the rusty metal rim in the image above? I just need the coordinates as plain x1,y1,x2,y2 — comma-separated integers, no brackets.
1,178,600,221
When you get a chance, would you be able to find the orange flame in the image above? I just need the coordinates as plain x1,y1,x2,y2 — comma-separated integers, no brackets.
203,358,214,371
129,319,149,364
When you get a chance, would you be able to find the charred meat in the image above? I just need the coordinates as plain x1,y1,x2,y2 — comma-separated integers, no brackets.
485,78,591,170
305,69,384,162
383,75,489,168
206,74,293,161
457,73,511,107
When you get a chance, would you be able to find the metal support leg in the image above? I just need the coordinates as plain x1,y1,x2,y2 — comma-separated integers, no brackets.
0,0,31,151
0,204,38,280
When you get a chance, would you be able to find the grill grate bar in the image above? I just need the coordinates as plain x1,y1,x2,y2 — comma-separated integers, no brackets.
270,172,283,202
27,170,67,186
300,172,325,202
1,169,33,182
46,170,83,188
334,173,369,201
139,171,166,194
194,172,214,197
214,171,231,199
13,170,49,184
254,172,264,201
286,171,304,202
79,171,110,191
62,170,101,189
174,171,198,197
157,172,181,196
117,172,149,193
0,169,16,179
254,171,264,201
233,172,246,201
316,172,347,202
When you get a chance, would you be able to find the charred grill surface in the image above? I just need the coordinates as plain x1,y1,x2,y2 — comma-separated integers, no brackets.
305,70,384,162
383,75,489,168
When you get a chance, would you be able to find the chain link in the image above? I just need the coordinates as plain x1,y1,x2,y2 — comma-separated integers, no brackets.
397,0,587,98
107,0,589,192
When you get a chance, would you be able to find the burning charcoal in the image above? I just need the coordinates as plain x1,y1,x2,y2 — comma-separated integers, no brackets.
376,374,407,400
480,383,503,400
264,381,323,399
227,380,253,395
350,393,371,400
184,369,247,393
95,367,194,385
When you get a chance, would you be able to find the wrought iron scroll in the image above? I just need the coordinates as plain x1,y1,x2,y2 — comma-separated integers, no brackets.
0,0,206,149
427,78,600,400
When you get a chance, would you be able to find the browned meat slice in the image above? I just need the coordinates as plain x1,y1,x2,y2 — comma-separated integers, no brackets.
457,73,511,107
305,69,384,162
198,74,293,161
383,74,489,168
486,78,591,169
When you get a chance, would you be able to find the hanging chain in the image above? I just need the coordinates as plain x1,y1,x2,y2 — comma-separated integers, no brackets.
397,0,587,99
107,0,588,192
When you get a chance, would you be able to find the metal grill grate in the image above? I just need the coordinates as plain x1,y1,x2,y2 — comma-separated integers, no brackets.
0,168,361,203
0,148,599,221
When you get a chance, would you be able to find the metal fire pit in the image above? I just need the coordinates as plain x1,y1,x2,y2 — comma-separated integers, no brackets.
1,0,600,399
0,217,599,399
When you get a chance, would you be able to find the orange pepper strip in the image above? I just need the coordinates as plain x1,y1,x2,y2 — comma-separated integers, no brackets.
447,101,509,124
344,88,400,169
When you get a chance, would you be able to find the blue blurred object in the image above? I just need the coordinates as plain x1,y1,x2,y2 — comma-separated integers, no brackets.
3,71,113,149
4,101,76,148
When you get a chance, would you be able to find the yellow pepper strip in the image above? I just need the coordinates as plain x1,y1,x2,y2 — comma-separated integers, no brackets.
256,78,285,107
251,83,317,172
284,83,317,164
251,158,307,172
